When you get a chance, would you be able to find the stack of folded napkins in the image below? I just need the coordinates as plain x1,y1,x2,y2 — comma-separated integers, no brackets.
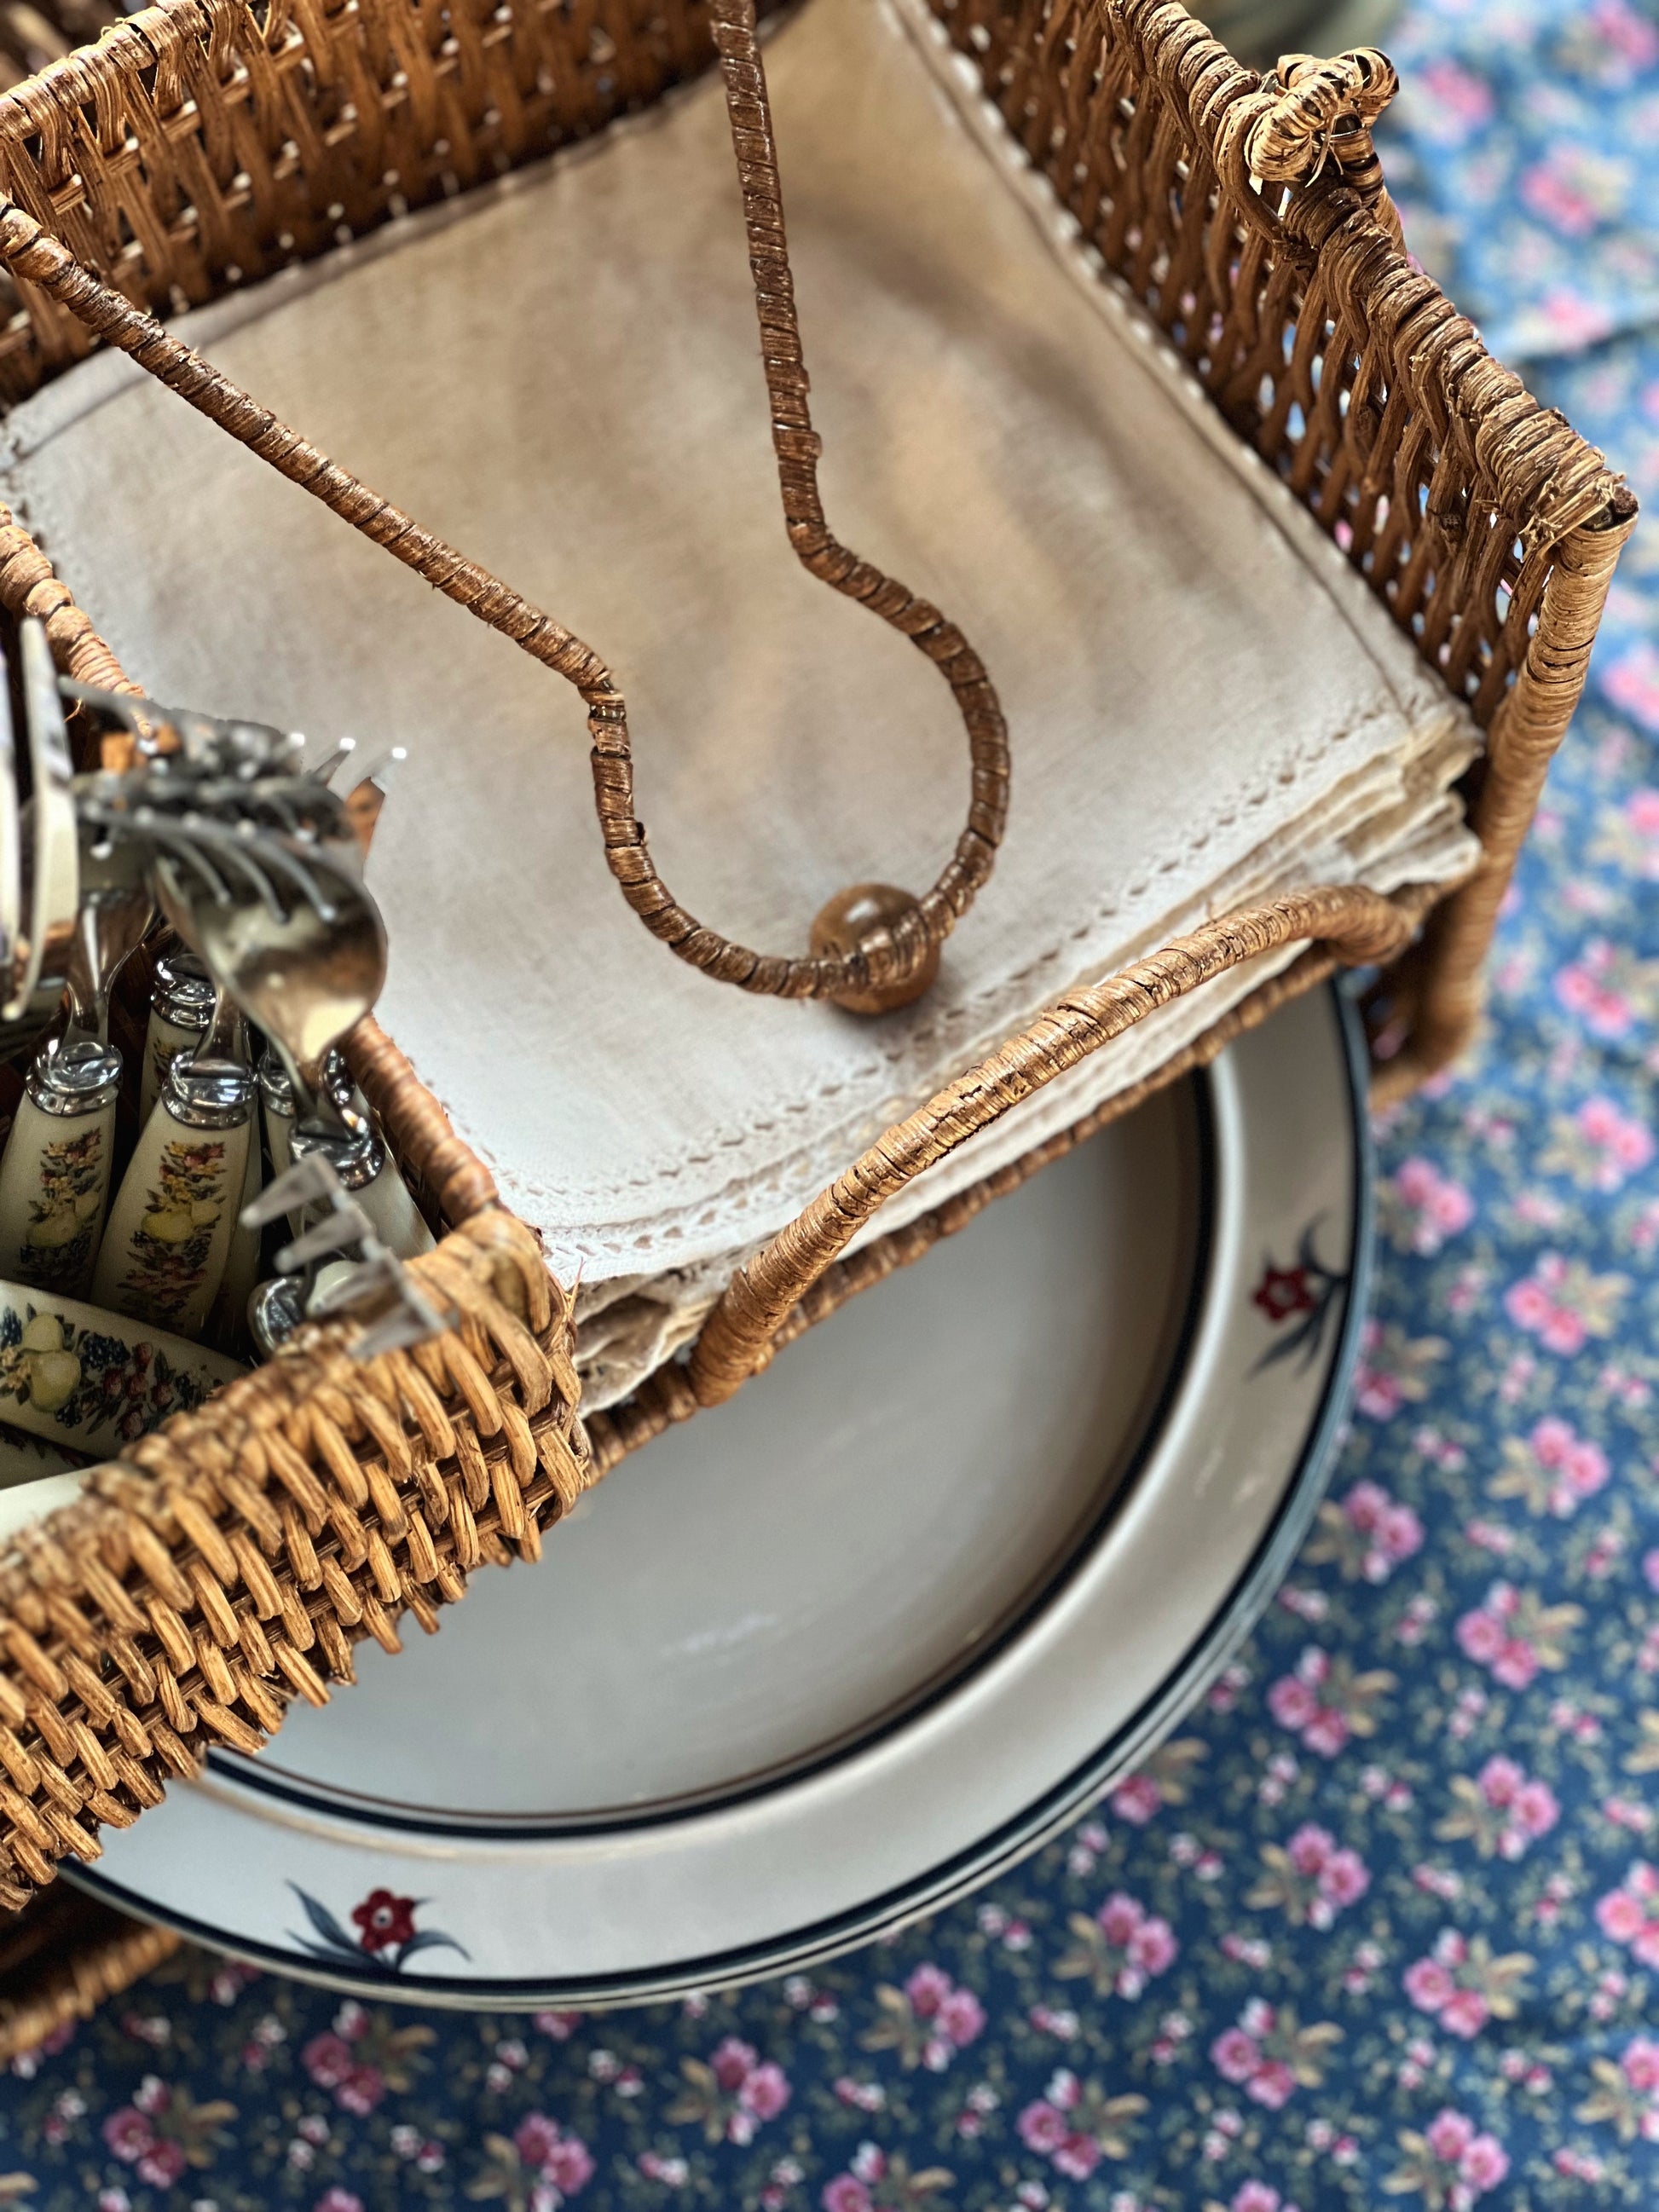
0,0,1476,1407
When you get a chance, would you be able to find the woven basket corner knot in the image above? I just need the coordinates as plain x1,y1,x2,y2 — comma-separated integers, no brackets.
1246,48,1399,187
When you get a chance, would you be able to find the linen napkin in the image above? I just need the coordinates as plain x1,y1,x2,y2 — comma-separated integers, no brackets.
0,0,1477,1406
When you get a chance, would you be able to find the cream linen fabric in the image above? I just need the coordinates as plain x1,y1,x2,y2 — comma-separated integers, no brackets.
0,0,1477,1406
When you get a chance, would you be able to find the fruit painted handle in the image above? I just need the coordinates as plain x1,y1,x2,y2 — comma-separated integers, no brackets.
92,1095,251,1337
0,1288,242,1460
140,1008,209,1123
0,1089,117,1299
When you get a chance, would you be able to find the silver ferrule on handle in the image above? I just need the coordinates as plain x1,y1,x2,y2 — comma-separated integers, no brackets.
165,1054,256,1132
247,1273,304,1357
257,1050,295,1120
262,1049,358,1175
291,1116,384,1192
189,985,249,1075
26,1037,122,1117
152,950,216,1032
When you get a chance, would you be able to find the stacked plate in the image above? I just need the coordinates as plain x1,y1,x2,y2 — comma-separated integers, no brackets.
66,982,1371,2002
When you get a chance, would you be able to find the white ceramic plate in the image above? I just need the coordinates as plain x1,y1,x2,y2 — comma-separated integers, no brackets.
71,983,1370,2003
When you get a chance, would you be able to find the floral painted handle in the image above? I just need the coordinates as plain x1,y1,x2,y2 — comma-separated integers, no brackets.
0,1056,120,1300
266,1054,433,1260
140,1008,207,1123
92,1084,252,1337
0,1283,240,1460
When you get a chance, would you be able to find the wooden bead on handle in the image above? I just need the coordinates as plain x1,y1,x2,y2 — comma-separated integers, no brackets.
810,884,941,1015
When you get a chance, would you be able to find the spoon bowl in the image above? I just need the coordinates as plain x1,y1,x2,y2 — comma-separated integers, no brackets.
157,838,386,1135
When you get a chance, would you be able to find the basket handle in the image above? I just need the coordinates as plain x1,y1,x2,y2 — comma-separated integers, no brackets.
686,882,1421,1403
0,0,1008,1014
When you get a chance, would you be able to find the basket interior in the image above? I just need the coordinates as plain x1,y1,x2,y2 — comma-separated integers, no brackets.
0,0,1483,1409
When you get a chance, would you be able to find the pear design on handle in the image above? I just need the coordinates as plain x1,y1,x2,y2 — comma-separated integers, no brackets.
0,1047,121,1299
92,1061,252,1338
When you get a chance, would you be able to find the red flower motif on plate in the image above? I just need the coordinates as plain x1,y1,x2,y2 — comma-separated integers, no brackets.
1253,1264,1316,1322
351,1890,419,1954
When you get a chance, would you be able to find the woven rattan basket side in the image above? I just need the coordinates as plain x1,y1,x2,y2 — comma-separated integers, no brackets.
0,0,1633,2042
0,0,1627,1060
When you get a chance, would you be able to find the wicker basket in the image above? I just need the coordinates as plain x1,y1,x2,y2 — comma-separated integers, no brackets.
0,0,1633,2039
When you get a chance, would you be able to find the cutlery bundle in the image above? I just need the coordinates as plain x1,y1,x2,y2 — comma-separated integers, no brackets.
0,618,439,1471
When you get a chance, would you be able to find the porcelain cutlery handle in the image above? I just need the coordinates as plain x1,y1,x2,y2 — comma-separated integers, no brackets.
285,1086,433,1259
303,1256,361,1320
141,1008,206,1123
141,953,216,1122
0,1285,243,1464
0,1065,119,1299
93,1071,252,1337
352,1150,436,1258
210,1111,267,1354
142,968,218,1123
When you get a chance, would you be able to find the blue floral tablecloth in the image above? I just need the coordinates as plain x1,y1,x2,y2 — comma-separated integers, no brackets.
3,4,1659,2206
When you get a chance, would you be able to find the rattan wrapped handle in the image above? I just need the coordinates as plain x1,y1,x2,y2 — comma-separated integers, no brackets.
0,0,1010,1012
687,882,1423,1403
